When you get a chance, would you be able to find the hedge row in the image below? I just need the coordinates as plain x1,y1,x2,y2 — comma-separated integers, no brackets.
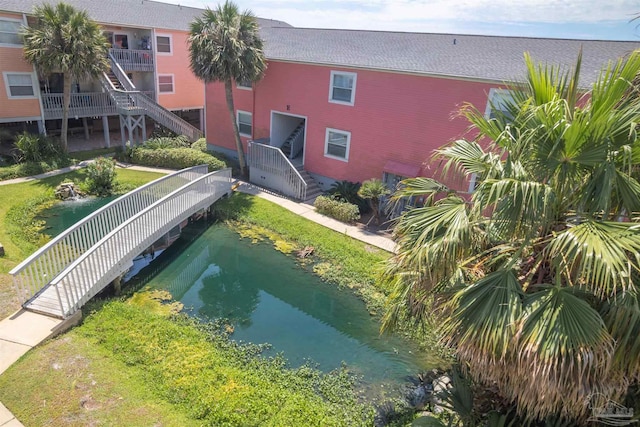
130,147,226,172
314,195,360,223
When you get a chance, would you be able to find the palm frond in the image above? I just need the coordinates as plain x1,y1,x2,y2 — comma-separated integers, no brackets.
601,290,640,379
510,286,616,419
547,220,640,297
442,268,523,364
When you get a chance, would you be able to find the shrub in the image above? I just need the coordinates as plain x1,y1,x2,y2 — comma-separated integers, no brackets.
13,132,63,163
191,138,208,153
328,180,370,213
0,158,73,181
141,135,190,150
85,156,117,196
314,195,360,223
130,147,226,172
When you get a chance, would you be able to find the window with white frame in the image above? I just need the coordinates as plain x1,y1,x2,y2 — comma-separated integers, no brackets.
156,35,172,54
3,73,35,98
236,79,252,90
237,111,252,137
485,88,516,120
0,19,21,46
468,173,480,193
158,75,174,93
324,128,350,161
329,71,356,105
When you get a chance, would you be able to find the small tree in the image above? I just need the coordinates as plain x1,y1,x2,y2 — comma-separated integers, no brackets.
22,2,109,151
358,179,390,225
188,1,266,176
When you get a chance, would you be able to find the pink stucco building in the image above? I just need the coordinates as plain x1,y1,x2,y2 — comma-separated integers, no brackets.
205,28,638,199
0,0,286,146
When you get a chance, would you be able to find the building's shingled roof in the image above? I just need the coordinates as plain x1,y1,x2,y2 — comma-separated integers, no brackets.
260,27,639,86
0,0,291,31
1,0,637,86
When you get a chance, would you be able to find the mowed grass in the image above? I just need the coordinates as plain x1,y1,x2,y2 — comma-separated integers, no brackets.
0,297,373,426
0,327,202,427
0,168,165,319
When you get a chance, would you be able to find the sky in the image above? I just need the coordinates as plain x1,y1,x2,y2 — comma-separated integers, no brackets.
161,0,640,41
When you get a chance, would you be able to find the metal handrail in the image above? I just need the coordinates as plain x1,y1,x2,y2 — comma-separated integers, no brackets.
49,168,232,317
289,124,305,159
248,141,308,200
11,165,209,304
109,54,136,91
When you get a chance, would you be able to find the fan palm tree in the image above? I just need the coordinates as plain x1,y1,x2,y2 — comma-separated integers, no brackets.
382,50,640,422
188,1,266,176
358,178,390,225
22,2,109,151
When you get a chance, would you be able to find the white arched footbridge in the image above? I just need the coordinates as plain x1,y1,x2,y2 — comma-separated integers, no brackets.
10,165,232,318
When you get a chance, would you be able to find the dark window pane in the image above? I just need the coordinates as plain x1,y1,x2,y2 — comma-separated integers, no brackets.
332,87,352,102
327,143,346,158
10,85,34,96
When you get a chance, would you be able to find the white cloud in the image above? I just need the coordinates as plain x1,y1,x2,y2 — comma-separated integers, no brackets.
164,0,639,37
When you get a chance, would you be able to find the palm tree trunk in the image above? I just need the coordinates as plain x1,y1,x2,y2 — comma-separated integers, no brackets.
61,73,72,152
224,78,247,176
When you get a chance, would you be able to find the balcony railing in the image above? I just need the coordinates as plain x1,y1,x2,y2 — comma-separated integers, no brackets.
109,48,154,72
41,92,117,120
42,91,156,120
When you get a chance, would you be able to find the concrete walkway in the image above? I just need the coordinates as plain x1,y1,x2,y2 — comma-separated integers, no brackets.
236,182,397,253
0,165,397,426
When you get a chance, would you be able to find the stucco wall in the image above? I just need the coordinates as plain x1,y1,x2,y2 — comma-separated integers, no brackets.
155,30,204,111
0,12,41,120
205,60,503,188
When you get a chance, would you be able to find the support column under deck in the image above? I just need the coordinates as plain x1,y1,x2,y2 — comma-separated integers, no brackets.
119,112,146,145
82,117,90,141
102,116,110,147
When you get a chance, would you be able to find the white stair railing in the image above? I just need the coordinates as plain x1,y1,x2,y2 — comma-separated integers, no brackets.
288,123,305,159
129,92,203,141
248,141,307,200
108,53,203,141
11,165,209,306
46,168,232,318
109,55,136,91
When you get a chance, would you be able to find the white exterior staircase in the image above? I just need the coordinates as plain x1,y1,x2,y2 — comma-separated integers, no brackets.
104,53,203,141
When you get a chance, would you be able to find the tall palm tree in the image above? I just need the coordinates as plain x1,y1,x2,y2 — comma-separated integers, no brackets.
22,2,109,151
188,1,266,176
382,50,640,422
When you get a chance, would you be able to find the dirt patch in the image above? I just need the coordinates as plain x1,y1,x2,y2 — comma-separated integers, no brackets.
355,212,393,237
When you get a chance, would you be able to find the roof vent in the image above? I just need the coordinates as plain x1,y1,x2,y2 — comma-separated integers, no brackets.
453,38,457,45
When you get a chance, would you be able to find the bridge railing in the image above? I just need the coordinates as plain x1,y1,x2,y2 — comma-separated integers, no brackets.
11,165,209,305
50,168,232,317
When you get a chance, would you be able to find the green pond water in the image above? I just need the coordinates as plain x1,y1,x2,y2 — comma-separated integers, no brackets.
41,196,117,237
43,201,435,388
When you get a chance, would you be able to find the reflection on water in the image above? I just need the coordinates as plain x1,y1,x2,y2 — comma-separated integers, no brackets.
145,224,435,384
